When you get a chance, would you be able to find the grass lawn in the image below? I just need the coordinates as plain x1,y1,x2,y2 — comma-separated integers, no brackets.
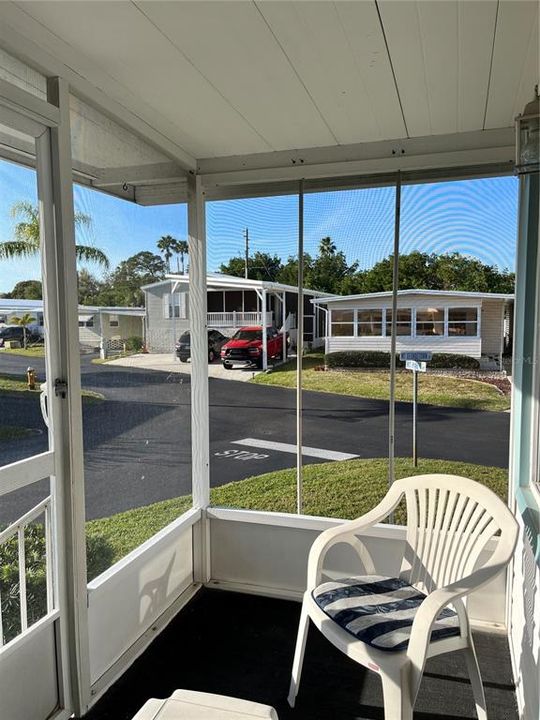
253,355,509,412
85,457,508,580
0,426,36,441
0,374,104,401
0,346,45,358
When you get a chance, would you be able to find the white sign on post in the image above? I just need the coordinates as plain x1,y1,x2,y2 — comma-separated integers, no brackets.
405,360,427,373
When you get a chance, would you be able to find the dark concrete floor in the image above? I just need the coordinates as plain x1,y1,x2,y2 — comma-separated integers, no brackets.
83,589,518,720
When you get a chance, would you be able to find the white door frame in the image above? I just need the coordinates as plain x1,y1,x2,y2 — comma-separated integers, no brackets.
0,76,90,718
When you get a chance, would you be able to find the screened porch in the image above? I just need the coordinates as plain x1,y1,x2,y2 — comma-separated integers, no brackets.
0,2,538,720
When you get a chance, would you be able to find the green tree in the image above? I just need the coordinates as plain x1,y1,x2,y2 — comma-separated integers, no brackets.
308,236,358,294
219,252,283,282
0,201,109,268
98,251,166,306
10,313,35,348
276,253,314,287
350,251,515,295
78,269,103,305
4,280,43,299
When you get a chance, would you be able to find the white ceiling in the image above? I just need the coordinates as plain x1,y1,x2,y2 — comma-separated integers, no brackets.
0,0,537,166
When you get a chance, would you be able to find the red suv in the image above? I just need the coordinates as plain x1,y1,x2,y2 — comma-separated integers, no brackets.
221,326,285,369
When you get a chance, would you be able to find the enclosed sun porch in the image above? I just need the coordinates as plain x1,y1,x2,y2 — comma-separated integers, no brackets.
0,2,538,720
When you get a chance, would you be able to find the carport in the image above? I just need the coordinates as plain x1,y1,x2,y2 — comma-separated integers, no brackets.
0,3,538,720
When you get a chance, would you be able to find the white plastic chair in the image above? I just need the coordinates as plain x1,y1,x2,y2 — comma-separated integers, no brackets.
288,474,518,719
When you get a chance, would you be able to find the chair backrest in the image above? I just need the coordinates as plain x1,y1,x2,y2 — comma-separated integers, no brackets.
395,474,517,593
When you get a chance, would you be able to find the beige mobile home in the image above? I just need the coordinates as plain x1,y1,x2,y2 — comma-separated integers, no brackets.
316,289,513,368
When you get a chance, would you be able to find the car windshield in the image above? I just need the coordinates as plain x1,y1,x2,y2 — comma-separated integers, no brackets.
232,329,261,341
178,332,190,343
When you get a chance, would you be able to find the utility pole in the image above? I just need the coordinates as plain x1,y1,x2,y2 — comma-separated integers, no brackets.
244,227,249,279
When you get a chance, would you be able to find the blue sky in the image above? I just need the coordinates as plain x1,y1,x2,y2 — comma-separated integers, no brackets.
0,157,518,294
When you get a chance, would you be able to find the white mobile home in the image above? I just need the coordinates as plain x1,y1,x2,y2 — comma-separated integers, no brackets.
142,272,329,357
0,299,145,353
316,289,514,368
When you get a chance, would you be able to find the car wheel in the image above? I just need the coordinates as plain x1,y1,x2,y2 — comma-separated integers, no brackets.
208,349,216,363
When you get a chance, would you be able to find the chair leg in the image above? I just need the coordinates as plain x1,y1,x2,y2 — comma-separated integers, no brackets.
380,670,413,720
462,641,487,720
287,603,310,708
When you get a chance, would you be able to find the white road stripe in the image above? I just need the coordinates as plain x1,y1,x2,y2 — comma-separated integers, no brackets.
231,438,358,461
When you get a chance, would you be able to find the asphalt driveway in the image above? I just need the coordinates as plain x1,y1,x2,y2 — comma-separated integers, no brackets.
0,352,510,523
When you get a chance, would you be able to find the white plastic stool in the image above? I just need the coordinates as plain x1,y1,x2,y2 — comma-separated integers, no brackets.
132,690,279,719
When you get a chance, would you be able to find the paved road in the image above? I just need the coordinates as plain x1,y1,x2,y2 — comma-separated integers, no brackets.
0,353,510,523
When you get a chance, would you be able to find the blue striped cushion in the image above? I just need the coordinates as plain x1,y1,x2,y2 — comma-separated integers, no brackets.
312,575,460,652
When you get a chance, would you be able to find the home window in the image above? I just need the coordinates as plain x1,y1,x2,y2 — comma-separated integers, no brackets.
109,315,119,327
331,309,354,336
386,308,411,336
357,309,383,336
416,308,445,336
447,307,478,336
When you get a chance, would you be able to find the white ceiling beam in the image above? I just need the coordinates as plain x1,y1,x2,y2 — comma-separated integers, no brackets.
92,162,187,188
198,127,514,187
0,4,197,172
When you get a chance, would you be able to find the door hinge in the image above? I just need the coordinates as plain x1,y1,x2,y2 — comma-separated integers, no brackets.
54,378,68,398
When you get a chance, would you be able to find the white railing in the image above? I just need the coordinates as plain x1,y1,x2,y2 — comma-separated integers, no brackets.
0,497,53,646
207,311,274,328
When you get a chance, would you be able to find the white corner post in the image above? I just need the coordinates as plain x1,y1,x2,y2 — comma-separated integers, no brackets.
262,288,268,370
282,290,287,361
187,174,210,581
296,179,305,515
43,76,91,716
388,171,401,491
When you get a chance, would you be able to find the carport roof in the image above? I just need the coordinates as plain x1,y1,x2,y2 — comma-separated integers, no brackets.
142,273,333,297
0,299,145,316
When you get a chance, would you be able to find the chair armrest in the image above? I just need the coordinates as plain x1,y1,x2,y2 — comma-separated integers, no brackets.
306,484,403,589
406,559,511,700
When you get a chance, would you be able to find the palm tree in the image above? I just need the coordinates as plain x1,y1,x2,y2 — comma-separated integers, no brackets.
319,236,337,256
157,235,175,272
10,313,34,349
176,239,189,274
0,201,109,268
157,235,189,273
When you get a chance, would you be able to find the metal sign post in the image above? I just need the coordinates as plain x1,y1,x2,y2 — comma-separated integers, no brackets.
402,353,430,467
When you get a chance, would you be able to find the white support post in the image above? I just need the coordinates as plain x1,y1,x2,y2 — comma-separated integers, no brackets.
388,172,401,494
188,175,210,510
188,175,210,585
282,291,287,361
297,179,304,515
41,76,91,716
262,288,268,370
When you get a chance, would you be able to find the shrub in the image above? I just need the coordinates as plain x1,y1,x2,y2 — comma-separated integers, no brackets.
124,336,144,352
325,350,480,370
429,353,480,370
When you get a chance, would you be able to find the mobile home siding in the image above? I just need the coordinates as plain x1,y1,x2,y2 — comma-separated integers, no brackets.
326,294,483,357
79,315,102,349
480,299,504,356
145,281,190,352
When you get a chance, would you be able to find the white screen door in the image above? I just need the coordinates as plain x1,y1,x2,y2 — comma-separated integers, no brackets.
0,87,73,720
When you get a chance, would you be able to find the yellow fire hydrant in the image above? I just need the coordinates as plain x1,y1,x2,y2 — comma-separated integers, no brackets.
26,366,36,390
